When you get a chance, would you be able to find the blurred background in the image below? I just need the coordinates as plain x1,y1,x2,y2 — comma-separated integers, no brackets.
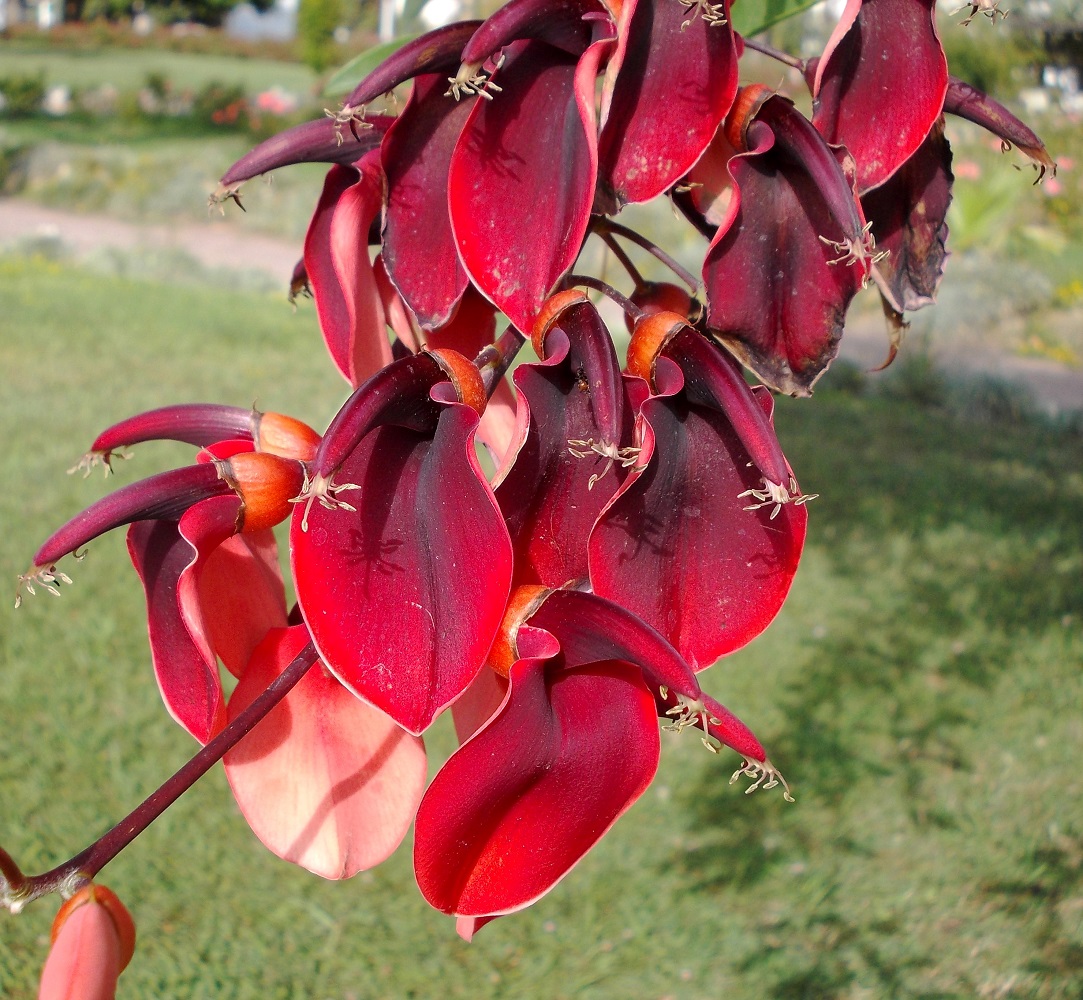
1,1,1082,997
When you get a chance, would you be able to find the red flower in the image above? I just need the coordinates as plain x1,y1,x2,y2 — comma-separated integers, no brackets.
21,404,315,742
290,348,513,735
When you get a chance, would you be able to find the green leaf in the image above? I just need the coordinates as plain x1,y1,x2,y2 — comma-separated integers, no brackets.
323,35,418,99
731,0,821,38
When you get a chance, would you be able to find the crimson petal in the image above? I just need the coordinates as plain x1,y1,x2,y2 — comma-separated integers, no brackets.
590,329,806,669
495,297,633,587
304,154,391,387
812,0,947,193
381,75,475,330
525,589,702,701
126,495,244,743
414,654,658,916
449,37,610,333
703,97,868,395
863,117,953,314
597,0,737,210
291,359,513,735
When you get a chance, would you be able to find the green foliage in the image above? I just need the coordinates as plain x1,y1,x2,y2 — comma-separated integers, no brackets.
297,0,344,72
730,0,821,38
940,25,1041,97
1,255,1081,999
0,72,46,117
323,34,413,97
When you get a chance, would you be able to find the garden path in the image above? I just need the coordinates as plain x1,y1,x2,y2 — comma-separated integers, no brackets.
2,196,1080,415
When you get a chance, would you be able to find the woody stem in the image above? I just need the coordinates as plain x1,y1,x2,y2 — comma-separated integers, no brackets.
562,274,644,323
741,37,805,71
474,324,526,397
591,218,700,293
597,231,646,288
1,641,319,914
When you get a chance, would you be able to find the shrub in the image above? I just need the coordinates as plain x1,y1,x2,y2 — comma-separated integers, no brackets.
297,0,343,72
0,71,47,117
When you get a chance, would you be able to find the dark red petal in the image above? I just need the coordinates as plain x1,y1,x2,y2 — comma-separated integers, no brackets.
591,337,806,669
381,74,474,330
126,496,245,743
88,404,255,456
31,464,229,574
218,116,392,189
526,589,702,701
449,38,607,333
291,404,512,735
344,21,483,108
308,352,446,478
303,156,391,388
943,76,1057,180
451,666,509,744
495,300,632,587
597,0,737,210
460,0,609,64
863,117,953,313
414,656,658,916
812,0,947,193
224,625,427,879
703,114,866,396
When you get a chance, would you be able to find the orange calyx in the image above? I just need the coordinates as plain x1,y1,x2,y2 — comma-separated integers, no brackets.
531,289,590,360
626,311,688,388
51,884,136,974
254,411,321,462
428,349,487,416
625,282,698,335
221,452,307,533
725,84,774,153
488,585,551,677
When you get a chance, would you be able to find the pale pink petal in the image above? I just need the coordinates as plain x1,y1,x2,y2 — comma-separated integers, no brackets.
224,625,427,879
39,900,120,1000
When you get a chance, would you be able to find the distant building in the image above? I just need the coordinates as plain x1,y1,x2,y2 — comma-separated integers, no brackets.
224,0,294,40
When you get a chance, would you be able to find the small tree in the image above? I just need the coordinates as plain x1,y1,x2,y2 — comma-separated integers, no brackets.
298,0,343,71
1,0,1061,995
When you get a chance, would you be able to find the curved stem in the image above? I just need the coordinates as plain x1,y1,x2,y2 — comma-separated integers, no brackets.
742,36,805,72
597,231,646,288
474,324,526,395
560,274,643,323
591,218,700,293
2,641,319,914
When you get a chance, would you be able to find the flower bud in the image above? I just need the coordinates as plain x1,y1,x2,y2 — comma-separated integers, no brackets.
39,884,135,1000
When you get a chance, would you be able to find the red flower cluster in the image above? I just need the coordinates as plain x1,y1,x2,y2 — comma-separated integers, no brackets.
8,0,1053,990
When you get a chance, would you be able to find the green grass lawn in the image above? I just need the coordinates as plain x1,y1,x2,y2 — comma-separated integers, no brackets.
0,46,317,99
1,254,1081,999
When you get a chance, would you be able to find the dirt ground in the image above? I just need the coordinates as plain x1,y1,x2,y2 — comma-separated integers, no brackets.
3,196,1081,415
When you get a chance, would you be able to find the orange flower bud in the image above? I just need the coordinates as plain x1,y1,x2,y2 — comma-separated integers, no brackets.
39,884,135,1000
254,412,321,462
221,452,307,533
